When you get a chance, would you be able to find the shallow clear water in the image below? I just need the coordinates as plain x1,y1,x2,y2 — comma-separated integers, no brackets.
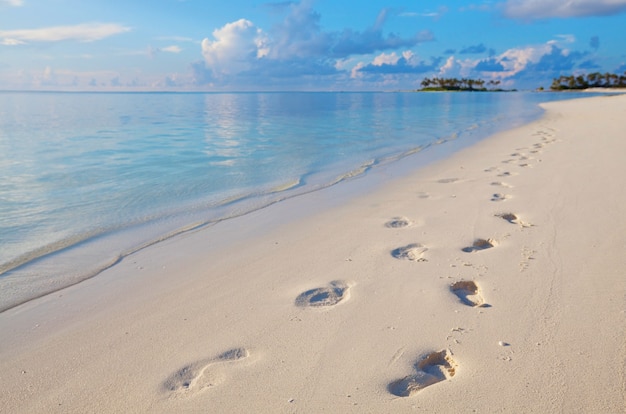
0,91,594,310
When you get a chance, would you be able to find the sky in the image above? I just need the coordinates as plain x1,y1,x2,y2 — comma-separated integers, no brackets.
1,0,625,91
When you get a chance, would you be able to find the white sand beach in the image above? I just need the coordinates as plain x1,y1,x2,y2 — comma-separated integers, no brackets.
1,93,625,413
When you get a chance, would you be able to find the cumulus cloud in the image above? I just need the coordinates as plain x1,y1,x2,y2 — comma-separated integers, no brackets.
195,1,434,86
357,51,442,75
525,46,587,71
501,0,626,19
475,58,506,71
201,19,267,76
0,23,130,45
494,44,553,75
372,51,404,66
459,41,592,88
265,1,331,59
437,56,479,78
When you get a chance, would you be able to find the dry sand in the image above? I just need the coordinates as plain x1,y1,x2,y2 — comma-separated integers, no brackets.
1,93,625,413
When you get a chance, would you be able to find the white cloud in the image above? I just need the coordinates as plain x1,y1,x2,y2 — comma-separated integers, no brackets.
502,0,626,19
1,38,24,45
399,6,449,20
551,34,576,44
0,0,23,6
194,2,435,86
0,23,130,45
350,62,366,79
439,56,459,75
162,45,182,53
201,19,267,76
372,52,401,66
497,44,552,75
402,50,418,65
438,56,477,77
370,51,421,67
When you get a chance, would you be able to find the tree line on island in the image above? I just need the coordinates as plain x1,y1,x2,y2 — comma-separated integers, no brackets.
549,71,626,90
419,77,506,91
417,71,626,92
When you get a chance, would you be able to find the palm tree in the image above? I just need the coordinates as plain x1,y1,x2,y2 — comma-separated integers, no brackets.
488,79,501,90
567,76,576,89
550,78,560,90
587,72,599,87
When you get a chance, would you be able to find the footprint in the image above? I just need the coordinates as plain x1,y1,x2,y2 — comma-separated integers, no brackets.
496,213,532,228
437,178,459,184
450,281,488,307
164,348,249,397
497,171,517,177
417,192,430,199
389,349,458,397
385,217,412,228
491,193,510,202
491,181,513,188
295,280,351,307
391,243,428,261
462,238,497,253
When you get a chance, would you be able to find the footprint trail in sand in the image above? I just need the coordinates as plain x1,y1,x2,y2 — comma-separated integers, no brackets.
295,280,351,307
163,348,250,397
389,349,458,397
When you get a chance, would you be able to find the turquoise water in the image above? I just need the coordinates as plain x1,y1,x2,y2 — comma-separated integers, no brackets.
0,91,592,310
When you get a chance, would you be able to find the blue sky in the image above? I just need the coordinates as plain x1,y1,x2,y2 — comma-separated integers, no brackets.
1,0,625,91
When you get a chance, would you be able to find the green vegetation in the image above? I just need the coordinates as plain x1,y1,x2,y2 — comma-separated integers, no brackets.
550,71,626,90
419,77,508,92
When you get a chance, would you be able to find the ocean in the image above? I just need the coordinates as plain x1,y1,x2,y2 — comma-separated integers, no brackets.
0,91,594,311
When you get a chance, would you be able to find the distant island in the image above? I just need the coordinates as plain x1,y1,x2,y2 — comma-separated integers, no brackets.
415,72,626,93
549,71,626,90
418,77,513,92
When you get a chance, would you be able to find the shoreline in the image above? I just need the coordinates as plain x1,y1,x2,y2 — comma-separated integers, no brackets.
1,93,625,412
0,91,556,313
